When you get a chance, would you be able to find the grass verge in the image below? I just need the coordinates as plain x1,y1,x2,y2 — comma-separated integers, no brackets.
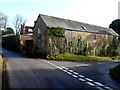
0,55,3,90
0,55,3,69
47,53,112,62
111,56,120,60
109,64,120,83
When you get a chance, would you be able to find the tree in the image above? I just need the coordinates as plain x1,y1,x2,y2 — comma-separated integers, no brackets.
6,27,14,34
109,19,120,35
0,12,8,31
107,37,119,56
2,27,14,35
13,15,26,35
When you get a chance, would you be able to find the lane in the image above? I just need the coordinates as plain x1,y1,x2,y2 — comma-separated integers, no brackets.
47,60,120,89
6,58,99,89
2,48,97,89
2,48,120,89
2,48,27,58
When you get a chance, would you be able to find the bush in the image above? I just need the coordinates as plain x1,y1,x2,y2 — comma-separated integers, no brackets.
109,64,120,83
47,53,112,61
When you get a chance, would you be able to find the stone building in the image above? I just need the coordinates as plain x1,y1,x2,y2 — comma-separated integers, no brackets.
33,14,118,56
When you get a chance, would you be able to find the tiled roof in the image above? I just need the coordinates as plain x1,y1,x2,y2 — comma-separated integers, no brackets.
40,14,118,36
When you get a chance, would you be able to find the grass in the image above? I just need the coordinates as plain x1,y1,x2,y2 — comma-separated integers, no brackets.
0,55,3,70
47,53,112,62
111,56,120,60
109,64,120,83
0,55,3,89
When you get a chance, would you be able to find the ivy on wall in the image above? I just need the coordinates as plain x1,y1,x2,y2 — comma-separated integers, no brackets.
47,26,94,56
47,27,120,57
48,27,65,37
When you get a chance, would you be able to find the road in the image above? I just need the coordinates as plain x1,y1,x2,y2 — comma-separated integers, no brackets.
2,48,120,90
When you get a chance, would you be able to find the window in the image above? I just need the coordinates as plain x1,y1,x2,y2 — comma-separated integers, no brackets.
101,34,104,37
105,35,108,39
66,31,72,37
28,29,33,32
38,28,41,35
81,26,86,30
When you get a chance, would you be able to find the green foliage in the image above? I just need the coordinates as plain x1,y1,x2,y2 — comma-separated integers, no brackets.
48,34,94,56
107,37,120,56
98,42,107,56
2,27,14,35
109,64,120,83
77,42,93,56
111,56,120,60
47,53,112,61
49,27,65,37
48,27,119,57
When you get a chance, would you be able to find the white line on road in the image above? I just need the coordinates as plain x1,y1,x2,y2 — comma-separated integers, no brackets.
66,72,72,75
86,82,95,86
78,78,86,82
61,66,69,70
42,60,113,90
63,70,68,73
94,82,104,86
78,75,85,78
104,87,114,90
72,75,78,78
73,72,79,75
69,70,74,72
96,87,105,90
85,78,94,82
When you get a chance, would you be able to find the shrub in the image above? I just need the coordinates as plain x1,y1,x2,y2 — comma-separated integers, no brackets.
111,56,120,60
47,53,112,61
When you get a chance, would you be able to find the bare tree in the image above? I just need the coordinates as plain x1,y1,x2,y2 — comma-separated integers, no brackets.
0,12,8,31
13,15,26,35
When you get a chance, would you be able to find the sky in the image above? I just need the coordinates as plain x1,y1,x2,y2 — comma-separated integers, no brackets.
0,0,119,29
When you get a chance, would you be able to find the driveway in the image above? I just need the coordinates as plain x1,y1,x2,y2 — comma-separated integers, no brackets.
2,48,120,90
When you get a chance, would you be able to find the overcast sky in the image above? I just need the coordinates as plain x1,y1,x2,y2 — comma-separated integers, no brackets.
0,0,119,28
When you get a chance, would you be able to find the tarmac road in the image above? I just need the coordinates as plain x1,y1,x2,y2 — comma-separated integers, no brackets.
2,48,120,90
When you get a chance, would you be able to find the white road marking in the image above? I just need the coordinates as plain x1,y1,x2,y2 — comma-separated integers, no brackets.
73,72,79,75
85,78,94,82
104,87,114,90
59,67,63,70
96,87,105,90
69,70,74,72
86,82,95,86
63,70,68,73
79,75,85,78
72,75,78,78
78,78,86,82
94,82,104,86
97,63,104,64
66,72,72,75
76,64,90,67
42,60,113,90
61,66,69,70
56,66,61,69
